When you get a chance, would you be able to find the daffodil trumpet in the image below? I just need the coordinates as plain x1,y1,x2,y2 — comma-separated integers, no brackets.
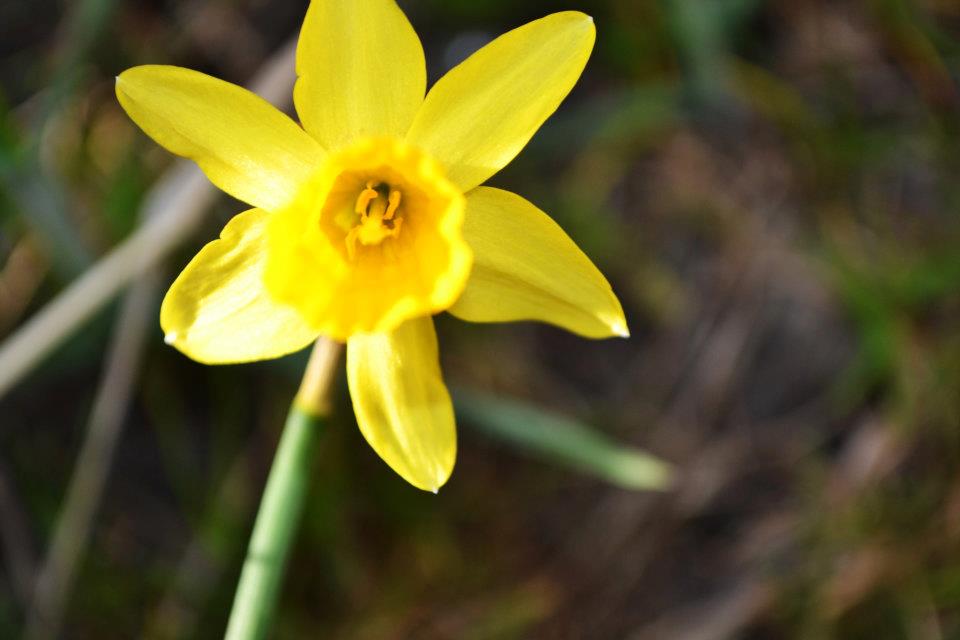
116,0,627,493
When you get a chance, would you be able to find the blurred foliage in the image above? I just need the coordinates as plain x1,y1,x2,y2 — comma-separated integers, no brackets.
455,388,672,491
2,0,960,638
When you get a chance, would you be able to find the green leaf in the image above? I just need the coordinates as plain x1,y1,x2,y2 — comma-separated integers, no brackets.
453,388,673,491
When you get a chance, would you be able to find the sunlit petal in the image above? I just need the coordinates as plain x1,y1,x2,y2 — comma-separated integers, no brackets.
347,317,456,492
406,11,594,191
449,187,628,338
161,209,320,364
117,65,325,211
295,0,426,150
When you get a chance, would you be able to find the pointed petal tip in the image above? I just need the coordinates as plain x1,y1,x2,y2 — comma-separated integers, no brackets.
564,11,594,27
409,468,451,494
601,309,630,338
115,68,133,86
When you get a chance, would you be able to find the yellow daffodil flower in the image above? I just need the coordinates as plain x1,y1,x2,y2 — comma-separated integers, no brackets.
116,0,627,492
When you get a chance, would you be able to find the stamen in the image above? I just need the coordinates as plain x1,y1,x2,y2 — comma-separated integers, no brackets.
345,227,359,260
384,189,402,220
354,181,379,216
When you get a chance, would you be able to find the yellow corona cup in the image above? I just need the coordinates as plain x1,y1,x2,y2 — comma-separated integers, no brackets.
116,0,627,491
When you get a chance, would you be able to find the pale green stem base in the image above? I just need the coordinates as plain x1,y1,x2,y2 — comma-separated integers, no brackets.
224,407,325,640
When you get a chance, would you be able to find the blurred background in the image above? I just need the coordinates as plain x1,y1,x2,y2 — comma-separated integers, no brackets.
2,0,960,637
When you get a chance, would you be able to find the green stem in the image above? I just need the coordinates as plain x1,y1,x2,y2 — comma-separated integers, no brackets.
225,339,341,640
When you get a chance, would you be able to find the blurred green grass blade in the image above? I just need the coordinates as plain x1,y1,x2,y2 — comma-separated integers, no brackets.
3,166,94,277
663,0,764,107
453,389,673,491
37,0,121,128
1,0,123,278
0,97,16,166
530,84,680,155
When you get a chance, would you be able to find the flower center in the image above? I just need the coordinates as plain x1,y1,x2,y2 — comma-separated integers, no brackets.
345,181,403,260
265,137,472,338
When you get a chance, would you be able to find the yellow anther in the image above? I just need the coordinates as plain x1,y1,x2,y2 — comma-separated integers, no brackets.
384,189,402,220
354,182,379,216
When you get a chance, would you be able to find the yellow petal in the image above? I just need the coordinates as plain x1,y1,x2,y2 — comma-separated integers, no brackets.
116,65,325,211
448,188,628,339
347,317,456,492
161,209,320,364
294,0,426,151
406,11,595,191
